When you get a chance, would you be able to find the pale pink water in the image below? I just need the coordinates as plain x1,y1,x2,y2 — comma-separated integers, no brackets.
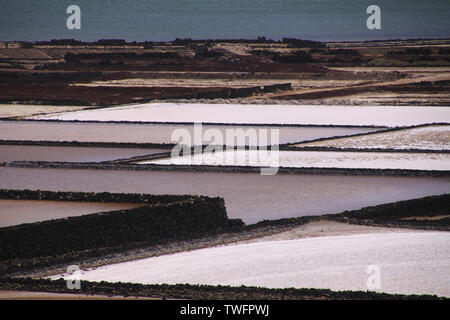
1,167,448,223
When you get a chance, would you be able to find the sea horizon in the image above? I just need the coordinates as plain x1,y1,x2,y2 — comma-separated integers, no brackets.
1,0,449,42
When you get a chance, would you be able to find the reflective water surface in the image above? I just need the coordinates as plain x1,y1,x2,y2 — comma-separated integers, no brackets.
1,167,448,223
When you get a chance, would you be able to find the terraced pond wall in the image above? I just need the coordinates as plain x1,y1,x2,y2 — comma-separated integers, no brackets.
0,189,191,204
327,193,450,227
0,190,232,260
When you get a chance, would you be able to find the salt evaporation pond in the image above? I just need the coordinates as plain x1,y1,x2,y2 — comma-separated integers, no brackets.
1,167,449,224
299,125,450,151
146,150,450,171
0,199,140,227
0,145,167,163
61,232,450,297
0,121,379,146
35,103,450,127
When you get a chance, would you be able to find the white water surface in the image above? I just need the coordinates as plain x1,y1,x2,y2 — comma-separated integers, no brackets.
300,125,450,151
60,232,450,297
144,150,450,171
35,103,450,127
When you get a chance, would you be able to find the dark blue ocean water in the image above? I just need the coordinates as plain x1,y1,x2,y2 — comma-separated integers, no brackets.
1,0,449,42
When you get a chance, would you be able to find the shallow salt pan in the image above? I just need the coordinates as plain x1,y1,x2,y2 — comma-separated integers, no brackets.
144,150,450,171
34,103,450,127
1,167,449,224
0,145,167,163
64,232,450,297
298,125,450,151
0,121,378,146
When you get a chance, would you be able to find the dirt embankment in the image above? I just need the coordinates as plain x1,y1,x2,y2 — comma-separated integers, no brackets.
0,277,443,300
3,160,449,177
273,78,450,100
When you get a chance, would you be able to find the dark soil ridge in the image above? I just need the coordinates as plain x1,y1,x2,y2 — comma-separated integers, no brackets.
0,277,445,300
106,152,173,164
324,193,450,230
0,140,176,149
0,70,369,81
2,161,449,177
277,80,450,100
0,83,293,106
0,71,104,84
2,140,447,155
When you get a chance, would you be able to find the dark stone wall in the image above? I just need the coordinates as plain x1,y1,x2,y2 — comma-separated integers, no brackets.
0,190,232,260
325,194,450,230
0,277,441,300
0,189,191,204
329,194,450,220
2,161,449,177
